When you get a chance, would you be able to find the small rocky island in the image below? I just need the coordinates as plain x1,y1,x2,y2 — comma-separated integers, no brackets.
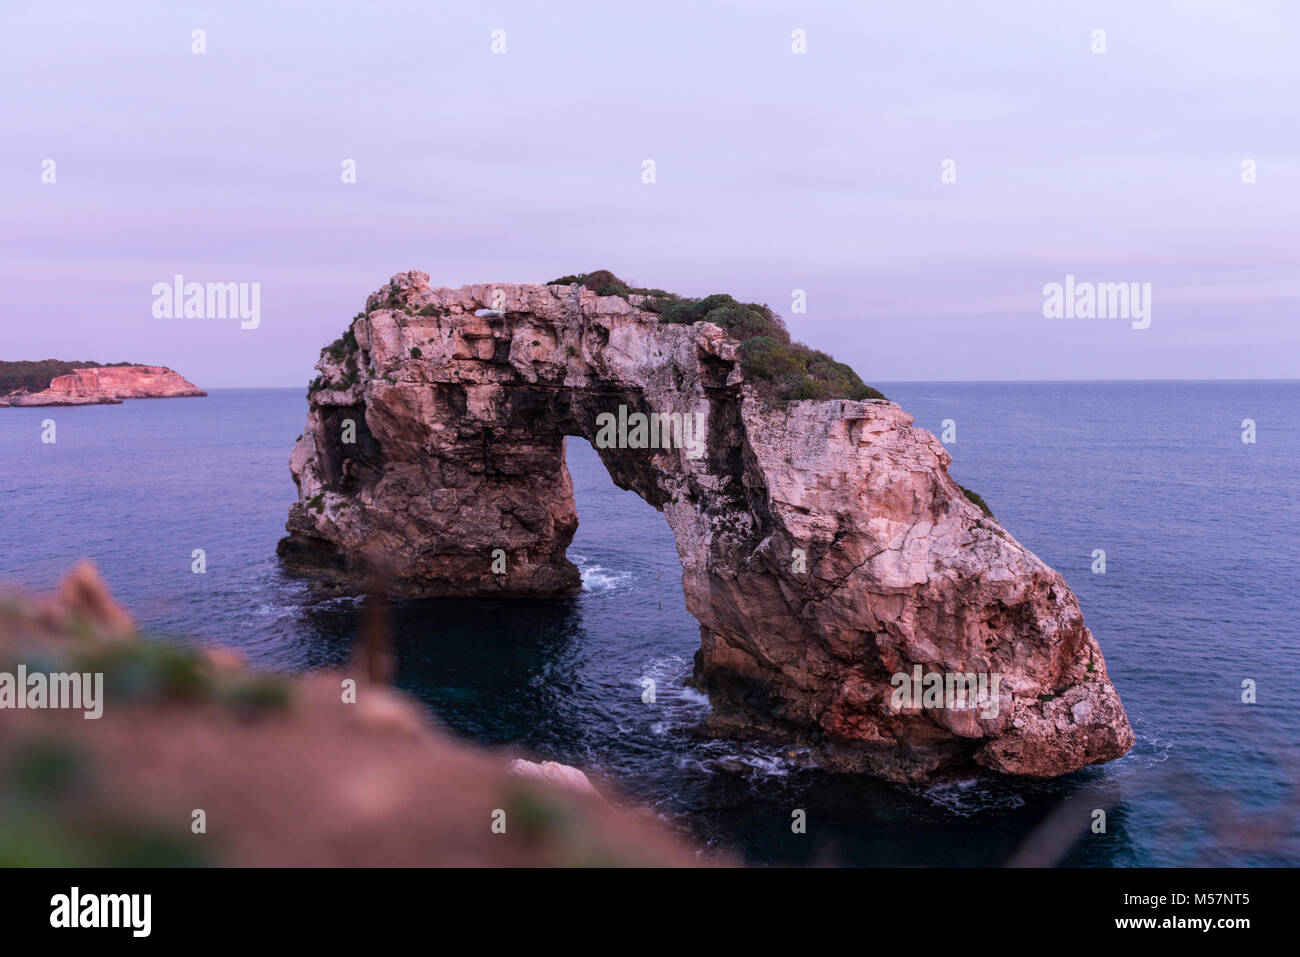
279,270,1134,783
0,361,205,406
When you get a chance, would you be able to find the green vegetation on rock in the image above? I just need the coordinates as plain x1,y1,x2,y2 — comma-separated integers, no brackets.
325,327,358,362
0,360,135,394
306,319,364,395
958,484,996,520
546,269,671,300
546,271,885,402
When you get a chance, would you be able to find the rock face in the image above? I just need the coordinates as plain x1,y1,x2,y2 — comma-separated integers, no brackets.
3,365,204,406
280,270,1134,782
508,758,606,801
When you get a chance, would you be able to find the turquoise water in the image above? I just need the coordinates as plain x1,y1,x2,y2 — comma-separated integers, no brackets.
1,382,1297,866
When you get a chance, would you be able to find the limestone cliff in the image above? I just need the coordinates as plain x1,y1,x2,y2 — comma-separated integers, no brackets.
2,365,205,406
279,270,1134,782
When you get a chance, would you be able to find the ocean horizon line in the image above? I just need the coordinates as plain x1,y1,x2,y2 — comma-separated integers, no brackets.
184,377,1300,390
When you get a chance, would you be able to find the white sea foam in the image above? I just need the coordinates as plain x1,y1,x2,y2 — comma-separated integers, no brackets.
638,655,710,728
695,748,795,778
905,778,1027,817
580,565,632,593
637,655,800,778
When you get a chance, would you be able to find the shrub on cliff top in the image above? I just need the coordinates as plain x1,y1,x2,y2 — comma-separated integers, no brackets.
739,337,883,402
545,269,670,301
548,271,885,403
655,286,880,402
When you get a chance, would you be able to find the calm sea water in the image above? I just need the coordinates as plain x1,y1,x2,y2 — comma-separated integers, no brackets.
2,382,1297,866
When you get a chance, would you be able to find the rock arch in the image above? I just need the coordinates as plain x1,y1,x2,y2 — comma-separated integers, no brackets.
280,271,1134,781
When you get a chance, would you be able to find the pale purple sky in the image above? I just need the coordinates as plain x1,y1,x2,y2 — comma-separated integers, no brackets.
2,1,1297,387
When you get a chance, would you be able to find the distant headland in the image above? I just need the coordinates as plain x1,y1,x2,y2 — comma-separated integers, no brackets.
0,360,205,407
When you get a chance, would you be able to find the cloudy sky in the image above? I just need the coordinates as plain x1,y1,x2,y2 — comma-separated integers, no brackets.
2,0,1297,387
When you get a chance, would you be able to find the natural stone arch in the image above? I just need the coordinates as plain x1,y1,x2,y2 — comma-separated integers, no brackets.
280,271,1134,782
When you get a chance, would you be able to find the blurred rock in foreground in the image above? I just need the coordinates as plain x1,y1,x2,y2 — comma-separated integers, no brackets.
0,562,721,867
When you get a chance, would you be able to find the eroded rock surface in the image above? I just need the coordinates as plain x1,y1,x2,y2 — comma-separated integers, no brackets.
279,271,1134,781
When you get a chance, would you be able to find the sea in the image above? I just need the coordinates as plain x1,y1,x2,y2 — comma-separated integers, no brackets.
2,381,1297,866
